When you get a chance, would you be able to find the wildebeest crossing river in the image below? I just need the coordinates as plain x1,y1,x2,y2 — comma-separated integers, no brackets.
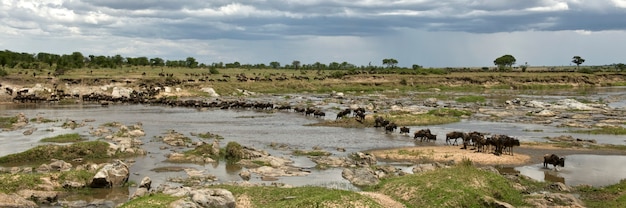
1,89,626,205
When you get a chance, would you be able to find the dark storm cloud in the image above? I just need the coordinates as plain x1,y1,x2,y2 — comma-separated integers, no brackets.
2,0,626,40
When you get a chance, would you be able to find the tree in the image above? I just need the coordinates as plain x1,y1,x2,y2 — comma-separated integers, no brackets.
493,55,516,71
269,61,280,69
382,58,398,68
292,60,301,70
185,57,198,68
572,56,585,70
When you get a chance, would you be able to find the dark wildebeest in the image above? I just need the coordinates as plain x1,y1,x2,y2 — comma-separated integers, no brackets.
414,129,432,142
374,116,385,127
313,110,326,118
424,133,437,142
385,122,397,133
502,136,521,155
446,131,466,146
399,126,410,135
355,111,365,123
336,108,351,119
374,117,390,128
543,154,565,171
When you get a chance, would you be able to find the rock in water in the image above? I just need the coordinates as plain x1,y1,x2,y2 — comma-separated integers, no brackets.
90,160,129,188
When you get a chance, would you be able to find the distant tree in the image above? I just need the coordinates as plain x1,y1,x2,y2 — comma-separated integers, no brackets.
150,57,165,67
382,58,398,68
412,64,422,70
572,56,585,70
292,60,301,70
493,54,516,71
329,62,340,70
185,57,198,68
269,61,280,69
521,62,528,72
614,63,626,71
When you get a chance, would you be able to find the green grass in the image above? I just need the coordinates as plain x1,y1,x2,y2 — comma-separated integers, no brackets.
455,95,486,103
119,193,183,208
29,117,56,123
196,132,224,140
365,165,529,207
292,150,332,157
427,108,472,117
0,141,122,166
40,133,86,143
0,173,44,193
0,116,18,129
58,170,96,186
579,179,626,208
219,185,383,208
571,126,626,135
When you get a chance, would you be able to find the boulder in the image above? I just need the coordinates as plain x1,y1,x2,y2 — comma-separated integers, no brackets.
200,87,220,97
189,189,236,208
130,188,149,200
349,152,377,167
49,159,72,172
412,163,438,173
90,160,130,188
481,195,515,208
139,176,152,190
0,193,37,208
17,190,58,205
239,170,251,181
342,167,380,186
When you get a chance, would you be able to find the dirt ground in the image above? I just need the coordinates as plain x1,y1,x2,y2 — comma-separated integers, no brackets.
368,143,626,167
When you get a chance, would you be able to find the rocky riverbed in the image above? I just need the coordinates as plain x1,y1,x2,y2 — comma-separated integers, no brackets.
1,79,625,207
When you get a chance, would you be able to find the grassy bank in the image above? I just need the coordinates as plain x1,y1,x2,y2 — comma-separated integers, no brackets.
0,141,120,166
3,66,625,96
40,133,86,143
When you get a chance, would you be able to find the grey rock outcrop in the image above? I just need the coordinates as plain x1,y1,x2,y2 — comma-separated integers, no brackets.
90,160,130,188
0,193,37,208
342,167,380,186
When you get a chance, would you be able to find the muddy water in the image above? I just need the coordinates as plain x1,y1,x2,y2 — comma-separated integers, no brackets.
1,87,626,205
516,154,626,187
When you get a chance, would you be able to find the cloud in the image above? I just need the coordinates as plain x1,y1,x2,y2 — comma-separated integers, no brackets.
1,0,625,67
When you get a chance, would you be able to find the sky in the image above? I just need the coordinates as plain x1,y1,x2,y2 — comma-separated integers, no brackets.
1,0,626,68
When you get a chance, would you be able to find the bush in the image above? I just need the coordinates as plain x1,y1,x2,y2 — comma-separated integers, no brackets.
209,67,220,74
0,68,7,77
224,141,244,160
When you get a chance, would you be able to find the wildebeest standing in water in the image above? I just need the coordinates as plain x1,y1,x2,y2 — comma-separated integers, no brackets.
399,126,410,135
543,154,565,171
445,131,466,146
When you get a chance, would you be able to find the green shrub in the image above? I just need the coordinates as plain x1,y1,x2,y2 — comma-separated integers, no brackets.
224,141,244,161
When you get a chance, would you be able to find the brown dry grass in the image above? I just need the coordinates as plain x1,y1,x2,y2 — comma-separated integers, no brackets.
369,145,532,166
367,141,626,167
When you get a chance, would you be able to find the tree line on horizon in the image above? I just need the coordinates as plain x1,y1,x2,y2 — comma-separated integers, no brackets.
0,49,624,77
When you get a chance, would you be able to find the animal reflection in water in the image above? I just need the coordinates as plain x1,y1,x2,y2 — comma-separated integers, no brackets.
544,171,565,184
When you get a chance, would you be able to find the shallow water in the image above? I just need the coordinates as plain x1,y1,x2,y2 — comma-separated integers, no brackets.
1,87,626,205
516,154,626,187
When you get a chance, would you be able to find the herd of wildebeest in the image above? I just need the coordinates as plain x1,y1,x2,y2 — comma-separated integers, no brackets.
2,81,566,170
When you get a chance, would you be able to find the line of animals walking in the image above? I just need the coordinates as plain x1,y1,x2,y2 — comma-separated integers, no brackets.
370,114,566,170
372,115,521,156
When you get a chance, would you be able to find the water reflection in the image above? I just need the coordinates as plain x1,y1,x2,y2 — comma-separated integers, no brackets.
516,154,626,187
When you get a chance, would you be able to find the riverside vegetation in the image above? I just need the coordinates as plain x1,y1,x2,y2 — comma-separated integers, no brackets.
1,66,626,207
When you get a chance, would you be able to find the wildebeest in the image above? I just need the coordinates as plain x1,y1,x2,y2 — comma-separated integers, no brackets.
399,126,410,135
446,131,467,146
385,122,397,133
374,116,390,128
489,134,519,156
414,129,433,142
543,154,565,171
336,108,351,119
